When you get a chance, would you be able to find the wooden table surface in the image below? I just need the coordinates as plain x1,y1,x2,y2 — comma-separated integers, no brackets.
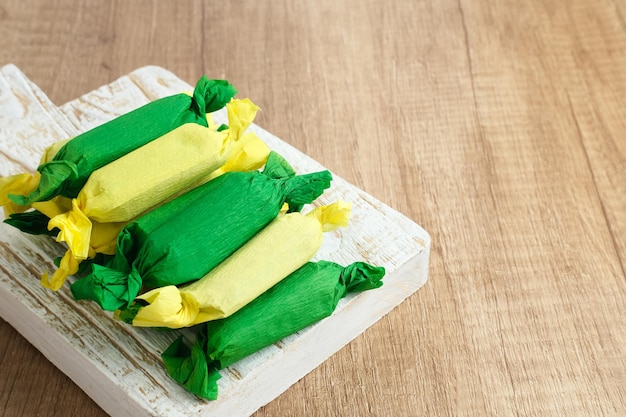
1,1,625,416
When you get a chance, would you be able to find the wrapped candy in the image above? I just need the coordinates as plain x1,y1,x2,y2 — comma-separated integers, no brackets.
6,76,236,207
124,201,352,329
48,99,261,261
49,131,269,291
4,128,270,291
71,152,333,311
1,109,223,222
3,131,269,237
160,260,385,400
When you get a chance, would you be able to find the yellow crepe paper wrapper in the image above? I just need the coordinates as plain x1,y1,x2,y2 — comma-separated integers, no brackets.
0,138,69,218
178,130,270,192
216,131,270,174
41,221,126,290
127,201,352,329
30,196,127,290
49,99,261,261
0,173,41,218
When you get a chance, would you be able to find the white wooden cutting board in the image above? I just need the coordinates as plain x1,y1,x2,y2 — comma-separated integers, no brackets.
0,64,430,417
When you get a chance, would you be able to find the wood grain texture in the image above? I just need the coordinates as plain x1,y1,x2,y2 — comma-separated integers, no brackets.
0,0,625,416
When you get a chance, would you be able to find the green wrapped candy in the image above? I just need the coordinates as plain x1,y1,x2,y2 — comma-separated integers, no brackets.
9,76,236,206
161,260,385,400
71,152,332,311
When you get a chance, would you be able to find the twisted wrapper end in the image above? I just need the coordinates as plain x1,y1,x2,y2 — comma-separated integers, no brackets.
48,198,92,261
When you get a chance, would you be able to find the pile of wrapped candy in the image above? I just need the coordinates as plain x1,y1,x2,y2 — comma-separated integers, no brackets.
0,77,385,400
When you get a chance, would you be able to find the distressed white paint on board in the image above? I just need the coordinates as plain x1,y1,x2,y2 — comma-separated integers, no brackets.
0,64,430,417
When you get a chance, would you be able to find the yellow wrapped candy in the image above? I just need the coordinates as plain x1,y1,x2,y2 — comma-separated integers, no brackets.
49,99,262,261
128,201,352,329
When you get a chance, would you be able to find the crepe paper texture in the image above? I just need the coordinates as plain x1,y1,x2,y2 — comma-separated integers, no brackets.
3,195,124,289
48,98,261,262
3,210,58,236
71,152,333,312
3,195,71,235
211,131,270,177
125,200,352,329
53,133,268,291
0,173,41,217
5,133,270,292
41,220,127,290
160,260,385,400
6,76,236,207
1,107,252,232
3,130,269,235
0,138,70,217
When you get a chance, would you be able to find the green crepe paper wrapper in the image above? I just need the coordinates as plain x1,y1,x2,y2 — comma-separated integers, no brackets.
159,260,385,400
53,253,113,277
4,210,58,236
71,152,333,311
9,76,236,206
